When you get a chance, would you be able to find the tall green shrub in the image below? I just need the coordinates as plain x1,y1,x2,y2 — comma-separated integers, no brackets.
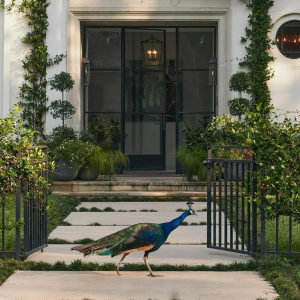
0,106,50,196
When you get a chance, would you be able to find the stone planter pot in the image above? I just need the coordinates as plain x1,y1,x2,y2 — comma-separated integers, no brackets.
78,166,99,181
49,157,79,181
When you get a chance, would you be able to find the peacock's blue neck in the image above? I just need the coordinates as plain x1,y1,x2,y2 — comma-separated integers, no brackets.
160,211,189,237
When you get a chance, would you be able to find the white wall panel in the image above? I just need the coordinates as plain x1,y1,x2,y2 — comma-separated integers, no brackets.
46,0,69,133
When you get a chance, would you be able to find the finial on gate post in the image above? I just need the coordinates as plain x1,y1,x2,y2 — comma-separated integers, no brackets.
186,201,194,210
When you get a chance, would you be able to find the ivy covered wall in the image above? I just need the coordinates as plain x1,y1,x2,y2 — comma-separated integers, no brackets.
0,0,300,130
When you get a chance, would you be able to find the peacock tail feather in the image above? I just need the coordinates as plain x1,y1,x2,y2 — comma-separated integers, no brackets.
71,223,165,257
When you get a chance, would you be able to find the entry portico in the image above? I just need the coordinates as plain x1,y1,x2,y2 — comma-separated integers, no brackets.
65,0,230,171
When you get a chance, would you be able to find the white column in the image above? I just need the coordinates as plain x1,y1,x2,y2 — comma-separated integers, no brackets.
1,8,11,117
0,8,3,117
67,10,82,132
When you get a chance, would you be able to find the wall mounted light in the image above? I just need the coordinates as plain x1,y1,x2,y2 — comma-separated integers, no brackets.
209,58,217,86
82,57,91,85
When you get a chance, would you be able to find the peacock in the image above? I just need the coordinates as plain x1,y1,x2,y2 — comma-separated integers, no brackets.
71,202,198,277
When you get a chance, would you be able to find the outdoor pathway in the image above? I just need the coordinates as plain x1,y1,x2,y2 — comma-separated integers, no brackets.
0,199,278,299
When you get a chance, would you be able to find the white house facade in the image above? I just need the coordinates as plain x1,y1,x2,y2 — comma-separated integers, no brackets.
0,0,300,171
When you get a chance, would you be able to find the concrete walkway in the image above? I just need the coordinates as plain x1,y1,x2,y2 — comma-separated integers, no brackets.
0,271,277,300
28,244,250,266
49,225,232,244
64,211,229,226
76,201,210,211
0,199,278,299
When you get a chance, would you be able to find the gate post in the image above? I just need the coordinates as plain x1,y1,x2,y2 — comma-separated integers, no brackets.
205,147,213,247
252,153,258,253
260,188,266,255
15,179,21,261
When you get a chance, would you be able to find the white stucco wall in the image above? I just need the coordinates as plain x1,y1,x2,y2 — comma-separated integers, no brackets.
0,0,299,128
269,1,300,113
230,0,300,113
46,0,69,133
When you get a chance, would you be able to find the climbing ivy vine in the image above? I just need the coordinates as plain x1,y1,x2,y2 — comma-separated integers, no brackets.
240,0,275,116
211,1,300,219
0,0,63,138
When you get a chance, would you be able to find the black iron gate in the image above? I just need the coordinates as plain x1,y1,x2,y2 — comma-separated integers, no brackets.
205,145,300,257
1,147,48,260
204,146,259,255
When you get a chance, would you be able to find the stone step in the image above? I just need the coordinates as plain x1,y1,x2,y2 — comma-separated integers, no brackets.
51,190,207,198
49,225,234,245
0,271,277,300
27,244,251,266
76,201,210,212
50,180,208,193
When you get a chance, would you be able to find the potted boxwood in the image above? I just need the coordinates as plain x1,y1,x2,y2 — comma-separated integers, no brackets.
50,139,93,181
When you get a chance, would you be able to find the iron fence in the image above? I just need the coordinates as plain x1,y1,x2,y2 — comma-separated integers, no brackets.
260,193,300,256
205,145,300,256
0,146,48,260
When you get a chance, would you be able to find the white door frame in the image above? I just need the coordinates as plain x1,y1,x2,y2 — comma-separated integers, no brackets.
67,7,231,131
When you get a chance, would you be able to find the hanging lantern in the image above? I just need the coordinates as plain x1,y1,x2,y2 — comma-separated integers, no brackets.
141,33,164,67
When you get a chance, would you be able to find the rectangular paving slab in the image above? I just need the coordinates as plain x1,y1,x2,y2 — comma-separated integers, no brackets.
76,201,209,212
27,244,251,266
53,191,207,197
49,225,234,245
0,271,277,300
65,212,229,226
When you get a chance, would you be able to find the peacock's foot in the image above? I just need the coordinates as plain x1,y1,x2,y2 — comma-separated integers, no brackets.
116,265,122,276
148,273,164,277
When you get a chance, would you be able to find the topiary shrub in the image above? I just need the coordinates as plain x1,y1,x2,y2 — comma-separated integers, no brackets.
228,98,251,121
49,72,76,128
229,71,251,96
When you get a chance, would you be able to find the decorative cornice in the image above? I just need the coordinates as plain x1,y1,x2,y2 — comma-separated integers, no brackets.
69,8,229,17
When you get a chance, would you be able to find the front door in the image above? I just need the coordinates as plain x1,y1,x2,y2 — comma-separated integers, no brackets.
124,29,166,170
84,26,216,172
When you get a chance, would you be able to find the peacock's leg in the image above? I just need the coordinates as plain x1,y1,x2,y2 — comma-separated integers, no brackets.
116,253,129,276
143,252,163,277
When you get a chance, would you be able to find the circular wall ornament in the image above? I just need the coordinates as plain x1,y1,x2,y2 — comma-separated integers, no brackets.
276,20,300,59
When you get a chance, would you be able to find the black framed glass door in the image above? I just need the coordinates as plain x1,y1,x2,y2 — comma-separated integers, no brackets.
124,28,166,170
84,26,216,173
176,27,216,173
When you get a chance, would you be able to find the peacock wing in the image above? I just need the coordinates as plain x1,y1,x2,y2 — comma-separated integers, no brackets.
71,223,164,257
111,223,164,256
